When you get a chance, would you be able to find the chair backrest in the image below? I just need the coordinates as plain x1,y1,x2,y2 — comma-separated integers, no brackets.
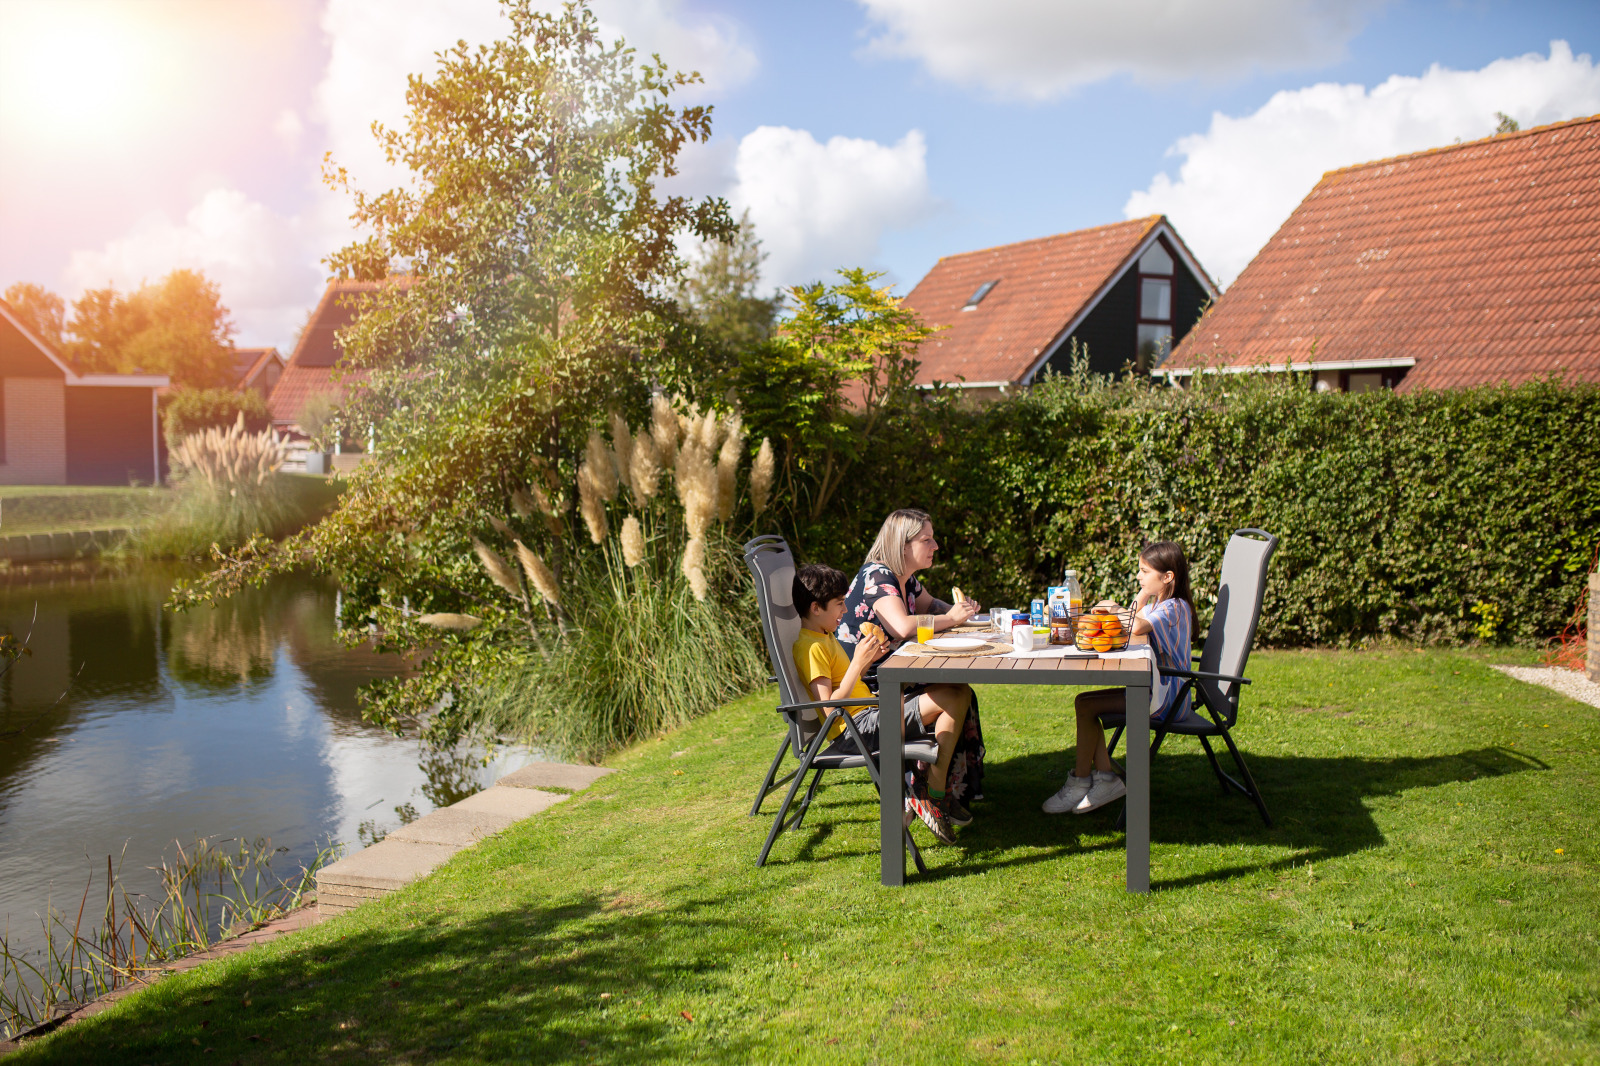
1195,528,1278,725
743,536,819,757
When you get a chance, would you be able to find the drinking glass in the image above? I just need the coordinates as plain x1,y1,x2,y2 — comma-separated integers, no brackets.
916,614,935,645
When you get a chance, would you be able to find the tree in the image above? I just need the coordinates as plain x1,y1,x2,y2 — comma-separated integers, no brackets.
737,268,935,522
677,210,783,354
62,270,237,387
3,282,66,350
1495,111,1520,134
182,1,735,631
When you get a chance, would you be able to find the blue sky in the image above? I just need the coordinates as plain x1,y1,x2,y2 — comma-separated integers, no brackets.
1,0,1596,348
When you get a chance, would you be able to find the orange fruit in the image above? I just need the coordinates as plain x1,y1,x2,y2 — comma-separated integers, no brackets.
1092,635,1114,652
1101,618,1123,636
1079,617,1102,633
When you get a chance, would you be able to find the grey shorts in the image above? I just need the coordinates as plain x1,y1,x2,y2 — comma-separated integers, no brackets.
823,695,926,757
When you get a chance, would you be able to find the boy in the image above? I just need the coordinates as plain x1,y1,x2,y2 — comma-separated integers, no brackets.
791,563,958,844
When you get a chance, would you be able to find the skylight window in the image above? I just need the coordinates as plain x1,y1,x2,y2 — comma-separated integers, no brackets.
962,279,999,310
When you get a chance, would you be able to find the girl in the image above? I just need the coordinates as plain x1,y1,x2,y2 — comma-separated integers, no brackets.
1042,540,1198,815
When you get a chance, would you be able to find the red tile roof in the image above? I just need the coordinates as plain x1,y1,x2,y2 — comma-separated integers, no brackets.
268,279,395,424
903,217,1203,387
233,346,283,388
1165,115,1600,390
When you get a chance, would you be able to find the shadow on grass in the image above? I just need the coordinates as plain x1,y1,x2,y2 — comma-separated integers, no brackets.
29,893,771,1065
759,746,1545,891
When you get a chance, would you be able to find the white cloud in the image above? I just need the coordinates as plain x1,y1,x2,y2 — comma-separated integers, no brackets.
1125,41,1600,286
63,189,325,347
857,0,1379,100
273,108,305,151
728,126,935,288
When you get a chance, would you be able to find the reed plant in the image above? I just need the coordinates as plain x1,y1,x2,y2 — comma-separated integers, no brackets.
0,835,335,1040
137,414,293,558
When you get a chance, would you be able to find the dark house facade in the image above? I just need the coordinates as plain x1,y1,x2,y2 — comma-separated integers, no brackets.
0,299,169,485
902,216,1217,397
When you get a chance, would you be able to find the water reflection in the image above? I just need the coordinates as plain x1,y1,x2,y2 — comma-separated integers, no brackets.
0,563,532,967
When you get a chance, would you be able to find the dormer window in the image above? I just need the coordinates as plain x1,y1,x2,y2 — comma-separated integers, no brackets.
1136,241,1175,369
962,279,999,311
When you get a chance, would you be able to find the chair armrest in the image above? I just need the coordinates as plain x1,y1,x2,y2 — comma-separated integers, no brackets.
775,697,882,714
766,676,778,684
1159,667,1251,685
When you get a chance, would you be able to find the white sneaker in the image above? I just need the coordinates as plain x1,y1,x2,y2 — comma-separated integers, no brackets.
1042,774,1093,814
1073,770,1127,814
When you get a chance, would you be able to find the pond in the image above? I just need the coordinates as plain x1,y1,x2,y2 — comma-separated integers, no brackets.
0,562,532,966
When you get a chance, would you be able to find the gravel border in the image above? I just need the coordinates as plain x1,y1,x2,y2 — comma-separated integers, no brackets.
1491,665,1600,710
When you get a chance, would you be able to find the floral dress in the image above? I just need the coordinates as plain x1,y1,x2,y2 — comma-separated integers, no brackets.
836,561,987,803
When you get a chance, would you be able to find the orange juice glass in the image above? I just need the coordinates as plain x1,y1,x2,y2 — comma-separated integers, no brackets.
916,615,935,645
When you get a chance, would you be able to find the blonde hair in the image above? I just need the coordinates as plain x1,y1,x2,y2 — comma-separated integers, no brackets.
865,508,931,578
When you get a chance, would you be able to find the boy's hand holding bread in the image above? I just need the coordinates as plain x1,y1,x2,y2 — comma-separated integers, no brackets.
858,621,890,661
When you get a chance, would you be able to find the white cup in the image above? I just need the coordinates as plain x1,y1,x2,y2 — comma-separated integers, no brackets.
1010,623,1034,652
992,608,1012,634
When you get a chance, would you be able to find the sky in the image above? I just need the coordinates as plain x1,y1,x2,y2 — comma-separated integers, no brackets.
2,0,1598,351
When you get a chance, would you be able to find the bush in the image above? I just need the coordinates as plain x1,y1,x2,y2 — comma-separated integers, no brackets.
162,387,271,453
792,373,1600,647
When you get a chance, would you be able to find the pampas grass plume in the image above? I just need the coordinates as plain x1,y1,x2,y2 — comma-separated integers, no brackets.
489,516,515,540
577,464,608,544
585,430,618,501
609,412,634,496
515,541,560,605
751,438,775,516
621,516,645,567
681,536,708,601
418,612,483,631
473,537,523,599
629,429,659,505
650,394,679,471
511,488,537,518
714,412,743,521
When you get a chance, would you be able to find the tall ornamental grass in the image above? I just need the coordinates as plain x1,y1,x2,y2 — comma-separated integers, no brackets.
138,414,292,558
382,397,775,761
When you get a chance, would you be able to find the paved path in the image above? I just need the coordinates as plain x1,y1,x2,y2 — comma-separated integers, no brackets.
315,762,615,915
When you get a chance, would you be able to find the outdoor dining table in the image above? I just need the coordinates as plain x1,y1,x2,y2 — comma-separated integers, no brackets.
877,644,1155,892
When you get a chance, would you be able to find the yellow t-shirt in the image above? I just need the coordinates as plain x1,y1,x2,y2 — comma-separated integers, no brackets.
792,628,873,741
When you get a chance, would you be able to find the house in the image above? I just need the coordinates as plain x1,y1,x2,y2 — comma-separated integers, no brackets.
902,216,1218,397
1161,115,1600,391
268,279,380,435
0,298,168,485
232,346,284,399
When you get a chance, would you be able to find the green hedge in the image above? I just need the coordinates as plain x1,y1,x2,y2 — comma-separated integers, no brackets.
792,375,1599,646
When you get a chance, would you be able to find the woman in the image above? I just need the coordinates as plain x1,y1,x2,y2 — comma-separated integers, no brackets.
835,508,987,843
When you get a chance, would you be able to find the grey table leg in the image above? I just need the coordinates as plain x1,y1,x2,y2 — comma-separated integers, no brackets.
879,675,905,886
1124,682,1150,893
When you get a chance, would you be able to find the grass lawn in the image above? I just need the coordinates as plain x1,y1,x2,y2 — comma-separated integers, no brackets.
13,647,1599,1064
0,486,174,535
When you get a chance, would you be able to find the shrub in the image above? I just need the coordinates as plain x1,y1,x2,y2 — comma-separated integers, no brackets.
792,372,1599,647
162,387,271,453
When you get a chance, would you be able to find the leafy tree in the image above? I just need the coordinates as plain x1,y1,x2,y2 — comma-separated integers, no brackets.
62,270,237,387
3,282,66,350
178,0,739,714
1495,111,1520,134
738,268,935,522
677,210,783,354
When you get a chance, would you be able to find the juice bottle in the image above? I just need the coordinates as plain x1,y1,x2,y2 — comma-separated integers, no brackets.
1064,570,1084,616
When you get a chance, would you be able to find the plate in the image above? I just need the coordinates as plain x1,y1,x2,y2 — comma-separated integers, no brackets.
925,636,986,651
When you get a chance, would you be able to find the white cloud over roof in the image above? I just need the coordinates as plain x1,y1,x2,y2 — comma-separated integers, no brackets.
1124,41,1600,287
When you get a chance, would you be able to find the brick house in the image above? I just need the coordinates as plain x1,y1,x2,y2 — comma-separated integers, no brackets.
902,216,1218,398
1161,115,1600,391
0,298,168,486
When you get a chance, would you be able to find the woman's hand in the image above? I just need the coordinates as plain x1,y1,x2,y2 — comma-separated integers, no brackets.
946,596,981,625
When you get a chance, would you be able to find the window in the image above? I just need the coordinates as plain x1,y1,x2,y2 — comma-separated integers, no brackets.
962,279,999,311
1135,240,1176,370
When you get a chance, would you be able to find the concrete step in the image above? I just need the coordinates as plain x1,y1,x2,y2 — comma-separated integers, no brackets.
315,762,612,916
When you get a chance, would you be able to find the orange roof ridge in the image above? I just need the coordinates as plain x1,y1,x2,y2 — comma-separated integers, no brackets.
1317,113,1600,181
935,215,1163,264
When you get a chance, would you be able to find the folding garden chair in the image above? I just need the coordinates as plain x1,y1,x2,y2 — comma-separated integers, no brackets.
1104,527,1279,827
743,535,939,870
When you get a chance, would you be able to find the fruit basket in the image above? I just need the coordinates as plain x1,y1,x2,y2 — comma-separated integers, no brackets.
1071,606,1136,652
